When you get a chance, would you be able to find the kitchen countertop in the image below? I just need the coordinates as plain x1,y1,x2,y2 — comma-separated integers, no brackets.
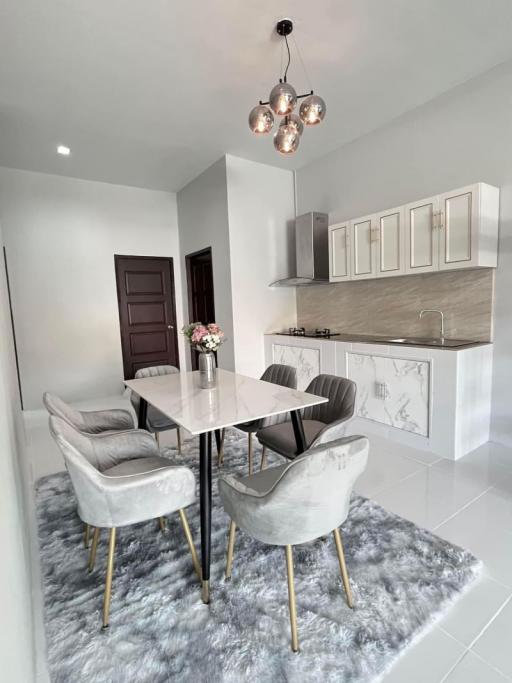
267,332,492,350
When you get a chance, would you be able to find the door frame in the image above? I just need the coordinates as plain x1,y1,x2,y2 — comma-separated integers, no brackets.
114,254,180,378
185,247,215,370
185,246,213,323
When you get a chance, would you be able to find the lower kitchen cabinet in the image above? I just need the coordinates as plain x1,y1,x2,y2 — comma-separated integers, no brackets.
264,335,493,460
265,336,336,390
347,353,430,437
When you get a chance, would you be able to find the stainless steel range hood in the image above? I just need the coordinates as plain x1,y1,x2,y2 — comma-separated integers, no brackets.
270,212,330,287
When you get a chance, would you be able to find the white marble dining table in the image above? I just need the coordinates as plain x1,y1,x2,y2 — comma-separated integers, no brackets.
124,368,327,603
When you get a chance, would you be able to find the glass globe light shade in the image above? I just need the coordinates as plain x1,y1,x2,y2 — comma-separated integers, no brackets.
299,94,326,126
248,105,274,134
269,82,297,116
281,113,304,137
273,123,300,155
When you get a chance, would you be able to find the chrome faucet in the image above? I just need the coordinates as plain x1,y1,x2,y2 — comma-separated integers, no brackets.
419,309,445,340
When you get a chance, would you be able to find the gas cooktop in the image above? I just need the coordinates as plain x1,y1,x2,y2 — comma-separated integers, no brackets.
278,327,340,339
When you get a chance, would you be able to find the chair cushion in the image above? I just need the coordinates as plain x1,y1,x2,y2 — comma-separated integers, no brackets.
256,419,325,458
221,463,289,497
146,405,178,432
102,455,173,477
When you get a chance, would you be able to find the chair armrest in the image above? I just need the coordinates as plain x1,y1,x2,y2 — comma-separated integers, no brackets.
311,415,353,447
81,408,135,433
98,465,196,527
219,465,289,499
91,429,159,470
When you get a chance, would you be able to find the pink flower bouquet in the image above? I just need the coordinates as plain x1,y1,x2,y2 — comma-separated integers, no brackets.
182,322,225,353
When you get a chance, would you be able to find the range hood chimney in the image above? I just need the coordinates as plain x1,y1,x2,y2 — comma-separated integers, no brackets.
270,212,329,286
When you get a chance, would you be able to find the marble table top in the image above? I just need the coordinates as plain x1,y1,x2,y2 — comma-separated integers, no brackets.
124,369,328,435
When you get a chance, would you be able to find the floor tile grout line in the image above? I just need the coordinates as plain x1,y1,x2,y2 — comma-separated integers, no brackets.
361,466,427,499
437,647,469,683
466,648,512,681
437,646,512,683
432,486,494,532
467,593,512,651
438,594,512,683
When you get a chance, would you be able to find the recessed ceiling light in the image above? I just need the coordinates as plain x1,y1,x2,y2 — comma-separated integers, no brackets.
57,145,71,156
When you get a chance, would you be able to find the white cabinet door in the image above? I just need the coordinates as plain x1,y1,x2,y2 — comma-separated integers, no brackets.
350,214,375,279
328,221,351,281
438,184,476,270
405,196,439,274
347,352,430,437
375,206,405,277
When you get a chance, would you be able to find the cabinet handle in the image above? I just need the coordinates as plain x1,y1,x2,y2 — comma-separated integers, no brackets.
432,211,438,230
438,210,444,229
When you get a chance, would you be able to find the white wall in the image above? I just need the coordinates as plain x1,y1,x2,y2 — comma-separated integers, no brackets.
0,168,184,409
296,59,512,447
226,155,296,377
177,157,235,370
0,221,35,681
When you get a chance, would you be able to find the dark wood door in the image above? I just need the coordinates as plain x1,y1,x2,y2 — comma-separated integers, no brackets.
115,255,179,379
186,247,215,370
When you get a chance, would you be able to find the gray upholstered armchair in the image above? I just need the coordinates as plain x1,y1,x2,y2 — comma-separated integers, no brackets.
43,392,135,434
129,365,182,452
49,416,200,629
221,363,297,473
44,391,139,548
256,374,356,468
219,435,369,652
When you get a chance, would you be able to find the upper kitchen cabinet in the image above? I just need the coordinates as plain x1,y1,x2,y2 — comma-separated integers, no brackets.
328,221,350,281
350,213,375,279
404,195,440,274
329,182,499,282
437,183,499,270
376,205,405,277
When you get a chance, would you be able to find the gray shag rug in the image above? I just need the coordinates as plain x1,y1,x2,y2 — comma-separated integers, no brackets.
36,432,480,683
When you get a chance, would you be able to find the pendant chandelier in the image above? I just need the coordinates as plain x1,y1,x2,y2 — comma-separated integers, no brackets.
248,19,326,155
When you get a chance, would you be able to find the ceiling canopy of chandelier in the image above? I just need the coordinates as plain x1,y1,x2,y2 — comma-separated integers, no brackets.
248,19,326,156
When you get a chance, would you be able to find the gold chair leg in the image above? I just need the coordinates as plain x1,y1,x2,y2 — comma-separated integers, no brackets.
285,545,299,652
176,428,182,454
158,516,167,532
178,508,201,579
333,528,353,608
225,521,237,579
260,446,268,471
102,528,116,629
84,523,90,548
248,432,253,474
88,527,101,572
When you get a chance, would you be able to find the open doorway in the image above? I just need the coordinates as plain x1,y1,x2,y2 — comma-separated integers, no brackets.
185,247,215,370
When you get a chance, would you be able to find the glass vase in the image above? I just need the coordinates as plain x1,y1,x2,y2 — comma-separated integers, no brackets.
198,351,216,389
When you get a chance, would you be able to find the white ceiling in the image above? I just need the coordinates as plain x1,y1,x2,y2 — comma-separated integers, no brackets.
2,0,512,192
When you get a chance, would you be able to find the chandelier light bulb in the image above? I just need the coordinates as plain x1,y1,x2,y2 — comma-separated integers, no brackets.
269,82,297,116
273,123,300,155
248,105,274,134
299,94,326,126
281,113,304,137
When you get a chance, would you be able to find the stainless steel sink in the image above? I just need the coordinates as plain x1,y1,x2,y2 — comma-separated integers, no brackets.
383,337,474,348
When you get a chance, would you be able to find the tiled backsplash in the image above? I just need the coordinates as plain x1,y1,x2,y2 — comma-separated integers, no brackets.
296,269,494,342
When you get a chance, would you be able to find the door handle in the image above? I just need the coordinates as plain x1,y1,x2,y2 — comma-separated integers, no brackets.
167,325,174,329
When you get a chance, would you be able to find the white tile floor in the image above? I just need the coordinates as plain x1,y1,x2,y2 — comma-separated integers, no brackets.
26,401,512,682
